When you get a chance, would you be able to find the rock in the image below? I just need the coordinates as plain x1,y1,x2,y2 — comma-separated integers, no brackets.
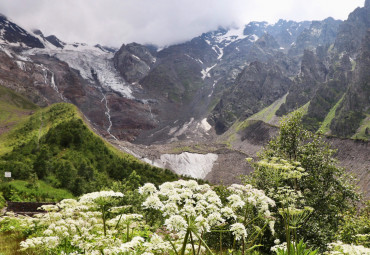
113,43,156,83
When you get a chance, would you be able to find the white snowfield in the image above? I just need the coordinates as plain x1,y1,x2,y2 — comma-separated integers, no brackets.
25,42,134,99
154,152,218,179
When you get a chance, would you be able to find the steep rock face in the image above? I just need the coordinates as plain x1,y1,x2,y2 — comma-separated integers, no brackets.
301,51,354,131
0,15,44,48
289,18,342,57
32,29,65,49
113,43,156,83
255,33,280,49
334,1,370,54
141,49,204,104
243,20,311,49
331,29,370,137
45,35,65,48
301,1,370,134
209,61,292,134
266,19,311,49
0,50,56,106
277,49,328,116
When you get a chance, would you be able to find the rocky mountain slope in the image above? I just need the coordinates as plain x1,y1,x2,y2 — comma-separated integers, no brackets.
0,2,368,197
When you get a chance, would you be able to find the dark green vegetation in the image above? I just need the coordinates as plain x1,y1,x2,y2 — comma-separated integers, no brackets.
0,180,74,202
247,111,360,251
0,103,178,197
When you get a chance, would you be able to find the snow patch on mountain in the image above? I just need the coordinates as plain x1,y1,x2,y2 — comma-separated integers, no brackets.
25,43,134,98
201,64,217,80
156,152,218,179
214,26,247,46
199,118,212,131
15,60,26,71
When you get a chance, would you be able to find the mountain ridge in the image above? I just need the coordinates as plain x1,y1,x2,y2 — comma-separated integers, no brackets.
0,2,368,197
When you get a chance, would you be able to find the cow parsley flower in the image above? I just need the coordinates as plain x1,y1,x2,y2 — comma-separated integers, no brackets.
227,194,245,208
139,183,157,195
143,195,163,209
165,215,188,232
230,223,247,241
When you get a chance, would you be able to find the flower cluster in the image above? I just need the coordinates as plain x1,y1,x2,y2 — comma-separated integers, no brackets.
10,181,277,255
141,180,224,235
227,184,276,235
257,157,308,180
325,241,370,255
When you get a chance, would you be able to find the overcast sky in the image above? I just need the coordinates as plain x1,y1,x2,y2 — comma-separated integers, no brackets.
0,0,365,48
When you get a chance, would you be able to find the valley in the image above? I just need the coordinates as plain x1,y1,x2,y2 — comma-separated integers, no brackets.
0,1,369,199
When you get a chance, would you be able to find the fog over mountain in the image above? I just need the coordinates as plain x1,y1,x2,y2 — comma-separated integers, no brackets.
0,0,364,47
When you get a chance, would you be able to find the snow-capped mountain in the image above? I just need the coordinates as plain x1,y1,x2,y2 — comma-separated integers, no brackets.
0,1,369,188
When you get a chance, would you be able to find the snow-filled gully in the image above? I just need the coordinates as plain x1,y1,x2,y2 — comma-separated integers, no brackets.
100,91,118,141
39,64,67,101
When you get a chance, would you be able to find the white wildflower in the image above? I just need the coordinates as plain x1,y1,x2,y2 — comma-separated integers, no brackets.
139,183,157,195
143,195,163,209
230,223,247,241
165,215,188,232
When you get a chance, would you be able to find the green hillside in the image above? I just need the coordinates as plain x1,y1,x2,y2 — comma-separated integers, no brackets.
0,85,39,151
0,102,178,196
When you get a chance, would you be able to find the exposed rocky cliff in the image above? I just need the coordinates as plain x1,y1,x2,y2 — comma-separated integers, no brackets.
331,29,370,137
113,43,156,83
209,61,292,134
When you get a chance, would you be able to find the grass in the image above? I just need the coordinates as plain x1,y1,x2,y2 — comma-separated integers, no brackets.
352,114,370,141
318,94,345,135
0,102,179,196
247,93,288,124
296,101,310,115
0,232,24,255
232,93,288,132
0,103,77,155
0,85,39,154
0,180,74,202
217,94,289,148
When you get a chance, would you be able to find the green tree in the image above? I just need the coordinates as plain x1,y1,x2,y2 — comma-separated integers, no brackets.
249,110,359,249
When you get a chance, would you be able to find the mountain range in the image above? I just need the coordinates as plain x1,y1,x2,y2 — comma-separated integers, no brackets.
0,1,369,196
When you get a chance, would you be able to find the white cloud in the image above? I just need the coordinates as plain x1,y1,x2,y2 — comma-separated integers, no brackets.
0,0,365,47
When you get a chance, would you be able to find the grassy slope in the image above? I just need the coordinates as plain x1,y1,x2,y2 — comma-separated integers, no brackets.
0,85,39,154
0,102,178,197
246,93,288,124
0,180,74,202
352,114,370,141
318,94,345,135
218,94,288,147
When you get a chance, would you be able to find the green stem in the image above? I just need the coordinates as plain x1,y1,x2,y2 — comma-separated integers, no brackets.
115,214,123,230
286,209,291,255
242,238,245,255
102,208,107,237
247,223,267,250
192,231,214,255
232,237,236,255
190,231,196,255
220,232,222,255
196,232,203,255
169,239,180,255
180,229,191,255
126,223,130,241
294,228,298,254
